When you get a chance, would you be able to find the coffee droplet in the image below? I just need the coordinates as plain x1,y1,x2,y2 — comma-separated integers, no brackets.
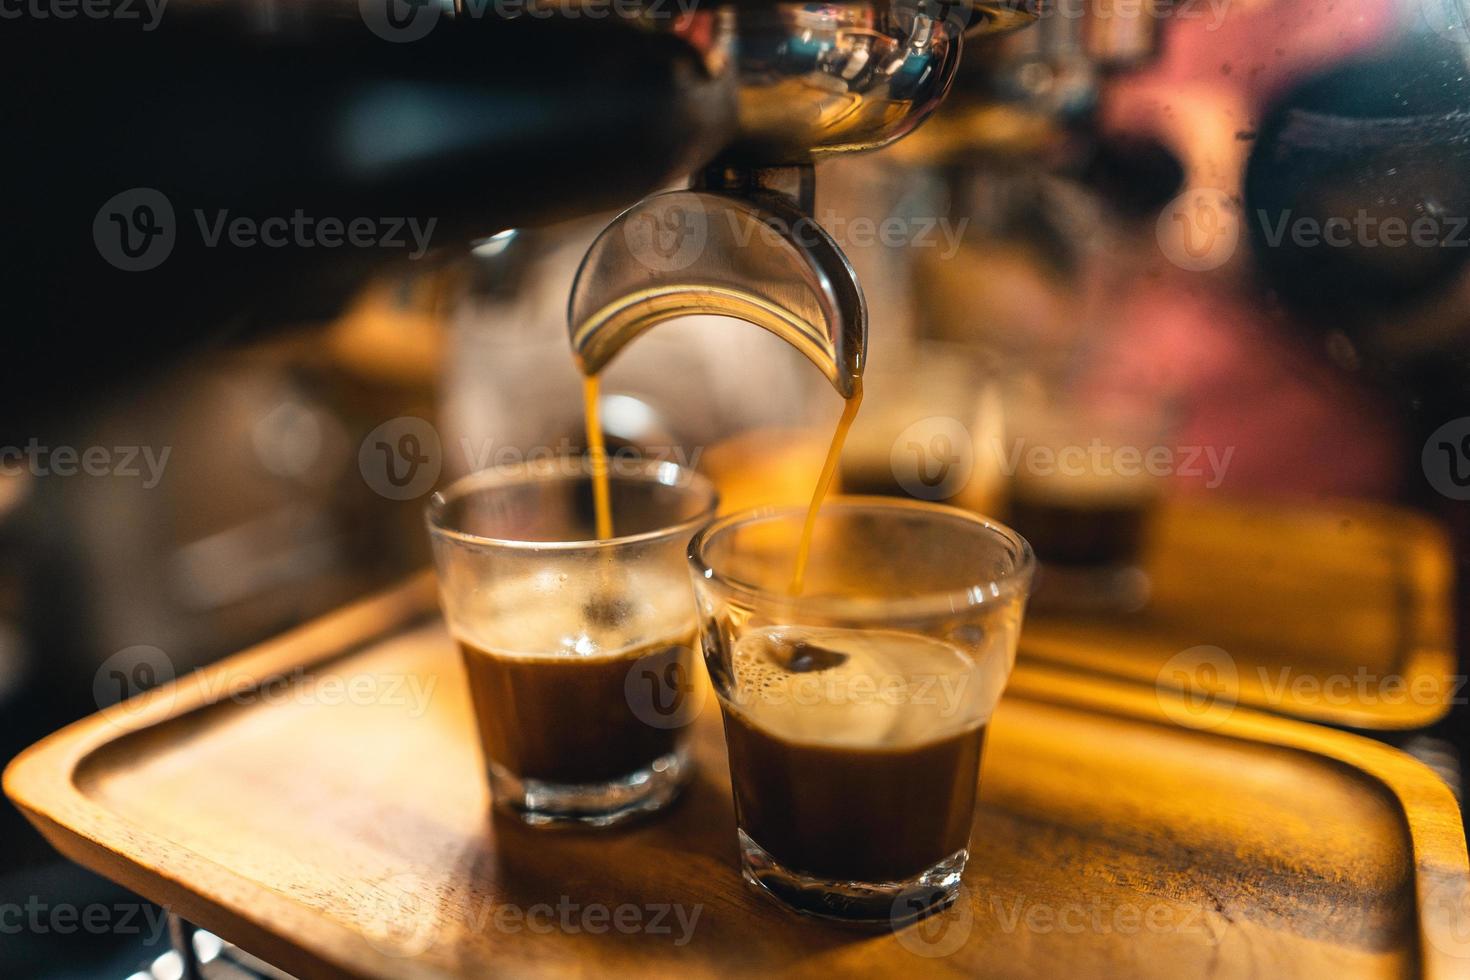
758,634,848,673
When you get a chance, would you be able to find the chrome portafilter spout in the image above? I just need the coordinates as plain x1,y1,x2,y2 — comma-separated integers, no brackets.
567,0,1039,396
569,163,867,397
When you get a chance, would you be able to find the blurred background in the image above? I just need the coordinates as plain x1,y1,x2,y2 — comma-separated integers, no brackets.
3,0,1468,974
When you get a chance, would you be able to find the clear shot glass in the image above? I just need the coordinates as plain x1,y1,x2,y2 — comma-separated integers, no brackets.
428,458,717,827
688,498,1034,921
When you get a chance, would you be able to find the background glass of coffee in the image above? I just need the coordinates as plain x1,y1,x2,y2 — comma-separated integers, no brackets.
1005,393,1167,613
427,459,717,827
688,499,1034,922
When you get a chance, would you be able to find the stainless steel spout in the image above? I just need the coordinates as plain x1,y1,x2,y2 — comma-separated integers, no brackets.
567,0,1037,395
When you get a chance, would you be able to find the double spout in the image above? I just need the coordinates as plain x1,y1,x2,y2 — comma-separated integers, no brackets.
567,0,1037,395
568,165,866,398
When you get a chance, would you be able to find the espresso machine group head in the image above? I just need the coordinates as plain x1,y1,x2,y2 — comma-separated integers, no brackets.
566,0,1038,398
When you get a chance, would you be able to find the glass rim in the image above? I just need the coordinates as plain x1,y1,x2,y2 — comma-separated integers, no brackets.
425,457,718,552
687,496,1036,616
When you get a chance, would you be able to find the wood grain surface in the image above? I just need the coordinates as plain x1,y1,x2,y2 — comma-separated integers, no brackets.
1022,496,1456,729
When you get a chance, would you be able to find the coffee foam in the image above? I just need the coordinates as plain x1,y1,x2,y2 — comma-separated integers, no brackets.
724,626,996,748
452,563,694,661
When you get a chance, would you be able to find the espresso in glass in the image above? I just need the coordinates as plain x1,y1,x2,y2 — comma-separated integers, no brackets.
455,570,697,788
689,499,1034,922
1008,468,1156,569
721,626,988,884
428,460,716,828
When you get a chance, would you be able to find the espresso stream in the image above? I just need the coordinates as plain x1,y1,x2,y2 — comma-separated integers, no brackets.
789,380,862,594
579,369,862,591
582,374,614,540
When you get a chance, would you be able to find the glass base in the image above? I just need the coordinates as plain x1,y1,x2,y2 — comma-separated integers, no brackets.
738,829,967,925
488,745,691,828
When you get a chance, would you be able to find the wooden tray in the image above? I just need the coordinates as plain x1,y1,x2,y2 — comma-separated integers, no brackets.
1022,497,1458,730
7,576,1469,979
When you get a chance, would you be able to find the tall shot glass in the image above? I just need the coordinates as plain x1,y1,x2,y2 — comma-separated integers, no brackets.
428,458,717,827
688,498,1034,921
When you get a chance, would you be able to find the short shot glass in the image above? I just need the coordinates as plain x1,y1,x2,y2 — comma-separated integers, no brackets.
428,458,717,827
688,498,1034,922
